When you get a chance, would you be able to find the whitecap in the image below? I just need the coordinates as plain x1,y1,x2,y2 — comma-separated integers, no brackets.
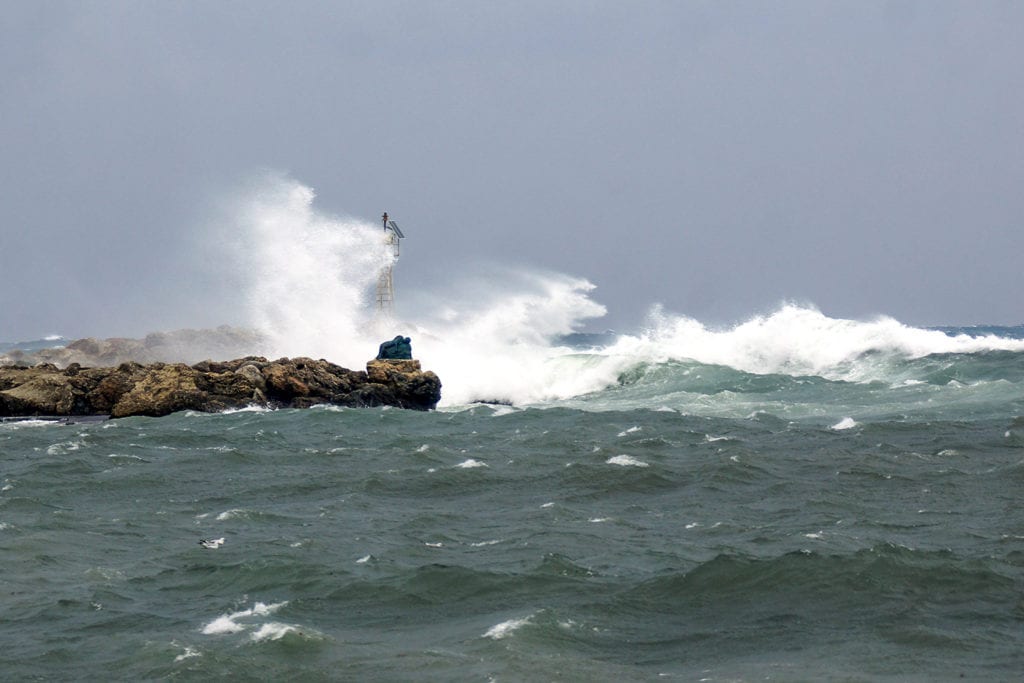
456,459,488,468
415,444,429,453
617,426,641,437
831,417,857,430
202,615,244,635
470,540,501,547
311,404,347,412
588,517,611,523
483,616,531,640
488,404,518,417
216,509,248,521
250,622,299,642
108,453,144,460
201,601,288,636
242,600,282,617
46,440,84,455
174,646,202,662
606,454,649,467
221,405,273,414
1,419,53,429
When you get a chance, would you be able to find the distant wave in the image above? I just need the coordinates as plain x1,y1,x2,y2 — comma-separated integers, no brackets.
420,303,1024,409
0,336,67,354
613,304,1024,380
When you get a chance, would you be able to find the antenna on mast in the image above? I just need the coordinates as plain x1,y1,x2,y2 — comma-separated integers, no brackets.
376,212,405,315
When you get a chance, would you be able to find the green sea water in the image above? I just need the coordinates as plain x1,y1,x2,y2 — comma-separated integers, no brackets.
3,333,1024,680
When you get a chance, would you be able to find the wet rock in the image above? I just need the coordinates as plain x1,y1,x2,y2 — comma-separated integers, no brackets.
365,359,442,410
0,355,442,418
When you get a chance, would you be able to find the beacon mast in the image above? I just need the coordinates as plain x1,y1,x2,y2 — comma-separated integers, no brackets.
376,212,405,315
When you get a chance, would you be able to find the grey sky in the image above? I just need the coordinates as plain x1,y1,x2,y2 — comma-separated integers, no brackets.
2,1,1022,340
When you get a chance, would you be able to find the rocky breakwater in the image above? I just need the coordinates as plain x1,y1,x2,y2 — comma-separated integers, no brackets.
0,357,441,418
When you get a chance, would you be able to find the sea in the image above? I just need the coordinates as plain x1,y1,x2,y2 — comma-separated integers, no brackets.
3,181,1023,680
3,311,1024,682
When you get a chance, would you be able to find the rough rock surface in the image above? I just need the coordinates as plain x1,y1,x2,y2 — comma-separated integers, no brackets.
0,327,267,369
0,357,441,418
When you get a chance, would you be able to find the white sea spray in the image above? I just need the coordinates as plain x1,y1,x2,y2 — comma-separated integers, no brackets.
456,459,488,469
606,455,649,467
201,601,289,636
483,616,532,639
195,177,1024,411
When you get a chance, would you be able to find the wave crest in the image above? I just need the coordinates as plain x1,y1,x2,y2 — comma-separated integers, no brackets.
611,304,1024,381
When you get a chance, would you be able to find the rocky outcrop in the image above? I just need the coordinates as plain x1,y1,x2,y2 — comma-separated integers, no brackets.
0,327,267,369
0,356,441,418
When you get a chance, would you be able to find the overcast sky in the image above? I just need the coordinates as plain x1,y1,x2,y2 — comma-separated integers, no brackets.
2,1,1022,340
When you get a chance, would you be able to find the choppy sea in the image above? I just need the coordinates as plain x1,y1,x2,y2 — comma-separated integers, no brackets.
2,315,1024,681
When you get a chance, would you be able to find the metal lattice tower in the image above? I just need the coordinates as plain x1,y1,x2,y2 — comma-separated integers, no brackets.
375,212,405,315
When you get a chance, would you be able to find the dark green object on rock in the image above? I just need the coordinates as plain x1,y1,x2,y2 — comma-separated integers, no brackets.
377,336,413,360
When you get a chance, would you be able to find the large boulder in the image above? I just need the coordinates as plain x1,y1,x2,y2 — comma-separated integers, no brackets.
109,363,257,418
365,359,442,410
0,371,77,414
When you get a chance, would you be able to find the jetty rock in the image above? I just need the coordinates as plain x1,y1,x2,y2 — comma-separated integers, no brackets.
0,357,441,418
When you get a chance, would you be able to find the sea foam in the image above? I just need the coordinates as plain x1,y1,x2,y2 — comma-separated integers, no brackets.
606,455,649,467
483,616,532,639
201,601,289,636
206,177,1024,409
215,176,613,406
606,304,1024,383
455,459,488,469
250,622,304,642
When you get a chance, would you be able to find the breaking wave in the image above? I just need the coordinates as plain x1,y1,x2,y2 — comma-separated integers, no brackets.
200,177,1024,409
14,175,1000,411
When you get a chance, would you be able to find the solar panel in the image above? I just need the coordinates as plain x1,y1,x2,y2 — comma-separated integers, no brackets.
387,221,405,238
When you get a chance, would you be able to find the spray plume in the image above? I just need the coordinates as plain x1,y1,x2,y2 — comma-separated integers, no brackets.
214,176,1024,408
